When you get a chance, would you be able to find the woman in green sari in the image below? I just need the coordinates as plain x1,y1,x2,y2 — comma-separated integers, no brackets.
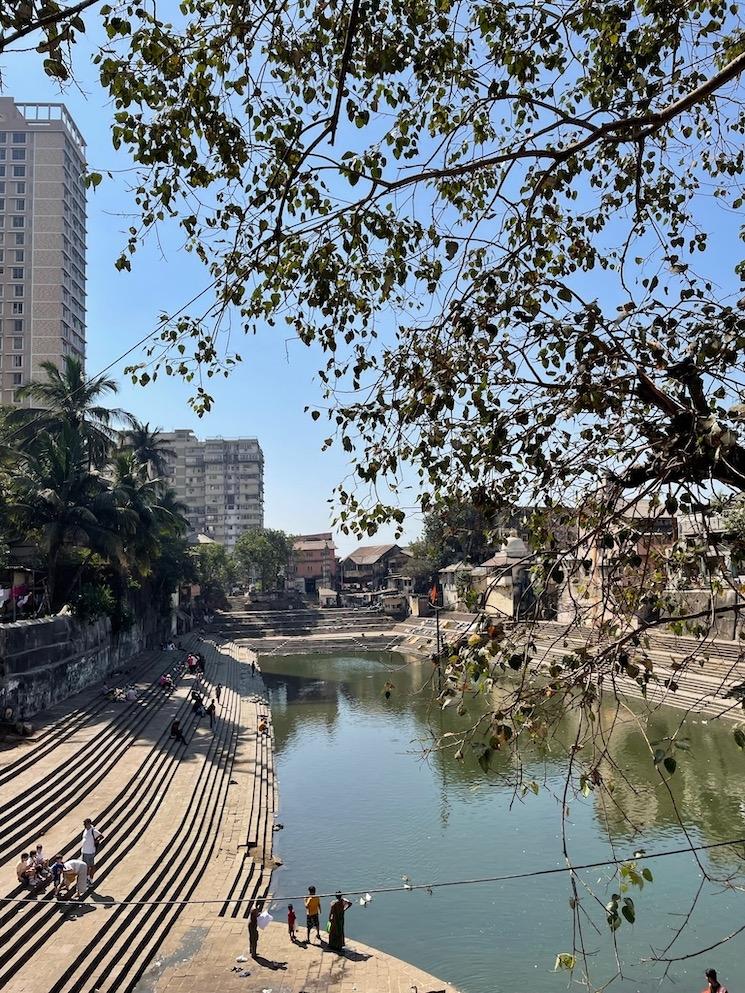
327,892,352,952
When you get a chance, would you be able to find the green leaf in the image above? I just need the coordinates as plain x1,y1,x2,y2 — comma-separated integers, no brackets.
43,58,69,81
663,755,677,775
445,240,458,261
734,728,745,749
642,867,653,882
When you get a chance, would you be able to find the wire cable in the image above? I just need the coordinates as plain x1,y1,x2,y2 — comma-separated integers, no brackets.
7,835,745,908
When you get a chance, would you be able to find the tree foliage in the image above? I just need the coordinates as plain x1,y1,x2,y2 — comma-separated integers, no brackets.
7,0,745,534
1,360,190,612
191,542,235,602
233,528,293,589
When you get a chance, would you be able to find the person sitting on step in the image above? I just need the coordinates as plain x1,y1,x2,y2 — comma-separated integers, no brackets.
170,718,188,745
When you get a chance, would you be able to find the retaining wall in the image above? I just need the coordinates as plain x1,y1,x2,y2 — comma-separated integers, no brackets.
0,608,168,719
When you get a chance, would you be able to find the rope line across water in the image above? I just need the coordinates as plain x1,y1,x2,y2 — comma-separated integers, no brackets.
7,835,745,908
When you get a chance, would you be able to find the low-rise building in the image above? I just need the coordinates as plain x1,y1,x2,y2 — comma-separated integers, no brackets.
288,533,339,593
341,543,410,590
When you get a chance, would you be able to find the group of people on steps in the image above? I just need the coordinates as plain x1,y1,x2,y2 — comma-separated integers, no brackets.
16,818,103,900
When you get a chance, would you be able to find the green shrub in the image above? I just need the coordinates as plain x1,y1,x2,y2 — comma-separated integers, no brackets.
72,584,117,624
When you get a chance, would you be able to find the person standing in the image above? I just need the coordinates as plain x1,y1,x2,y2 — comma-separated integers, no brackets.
703,969,729,993
327,892,353,952
248,904,260,958
287,903,297,942
305,885,322,943
215,683,222,703
207,699,216,729
81,818,103,883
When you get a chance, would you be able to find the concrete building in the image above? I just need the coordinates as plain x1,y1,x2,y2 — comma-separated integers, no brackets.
288,533,339,593
341,543,410,590
160,430,264,550
0,99,86,405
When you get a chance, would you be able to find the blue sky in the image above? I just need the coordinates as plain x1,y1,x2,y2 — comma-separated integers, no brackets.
1,35,419,555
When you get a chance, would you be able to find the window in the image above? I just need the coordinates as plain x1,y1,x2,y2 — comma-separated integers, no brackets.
0,200,4,212
13,320,22,333
0,150,5,161
12,373,22,385
11,268,23,280
0,183,4,195
11,149,25,161
12,355,22,368
12,302,22,314
15,199,24,211
14,233,23,246
14,250,23,263
0,133,5,143
11,133,25,144
12,167,25,178
0,167,5,178
12,337,22,350
15,182,24,194
11,216,24,228
13,285,23,297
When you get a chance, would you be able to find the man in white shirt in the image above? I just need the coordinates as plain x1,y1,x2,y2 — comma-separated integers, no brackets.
80,818,104,883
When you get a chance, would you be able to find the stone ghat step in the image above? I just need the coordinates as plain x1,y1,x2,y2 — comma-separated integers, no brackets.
215,617,393,637
531,621,745,662
0,640,205,870
0,636,225,988
221,607,383,619
44,642,248,993
251,635,400,657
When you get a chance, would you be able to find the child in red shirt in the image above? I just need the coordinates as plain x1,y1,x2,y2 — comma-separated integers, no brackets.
287,904,297,942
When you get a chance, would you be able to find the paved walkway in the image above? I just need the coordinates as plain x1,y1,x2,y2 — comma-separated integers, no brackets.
146,920,456,993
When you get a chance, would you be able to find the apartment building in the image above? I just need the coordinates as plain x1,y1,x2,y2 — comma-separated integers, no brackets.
161,430,264,550
0,98,86,404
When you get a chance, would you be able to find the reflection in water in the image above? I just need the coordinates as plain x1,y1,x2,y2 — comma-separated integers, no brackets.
262,652,745,993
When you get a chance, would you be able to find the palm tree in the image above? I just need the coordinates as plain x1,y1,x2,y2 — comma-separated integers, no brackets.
10,425,127,607
120,419,175,480
11,356,132,468
110,453,189,577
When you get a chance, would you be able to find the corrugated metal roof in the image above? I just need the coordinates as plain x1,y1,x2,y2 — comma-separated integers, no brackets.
344,543,401,565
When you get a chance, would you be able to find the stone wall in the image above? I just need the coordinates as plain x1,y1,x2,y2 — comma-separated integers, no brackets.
0,608,169,719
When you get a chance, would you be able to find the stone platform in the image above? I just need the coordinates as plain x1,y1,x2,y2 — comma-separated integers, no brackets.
147,920,457,993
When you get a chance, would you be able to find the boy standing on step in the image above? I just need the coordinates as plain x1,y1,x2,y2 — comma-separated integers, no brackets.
305,885,322,943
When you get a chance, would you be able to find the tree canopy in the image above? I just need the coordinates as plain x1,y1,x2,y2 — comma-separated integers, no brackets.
233,528,293,589
6,0,745,536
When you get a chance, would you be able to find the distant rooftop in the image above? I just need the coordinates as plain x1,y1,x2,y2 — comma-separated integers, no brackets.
15,101,86,154
344,543,402,565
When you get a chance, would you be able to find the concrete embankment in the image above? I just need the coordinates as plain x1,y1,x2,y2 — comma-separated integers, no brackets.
0,608,169,719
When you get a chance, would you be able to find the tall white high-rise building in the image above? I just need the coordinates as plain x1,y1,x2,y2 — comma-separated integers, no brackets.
0,98,86,405
160,431,265,550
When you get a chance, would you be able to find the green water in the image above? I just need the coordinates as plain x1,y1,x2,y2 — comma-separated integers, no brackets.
261,651,745,993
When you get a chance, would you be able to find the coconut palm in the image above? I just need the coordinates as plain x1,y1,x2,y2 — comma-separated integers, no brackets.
120,419,175,480
11,356,131,468
10,425,128,607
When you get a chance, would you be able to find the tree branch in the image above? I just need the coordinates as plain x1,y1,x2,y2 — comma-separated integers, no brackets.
0,0,101,53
